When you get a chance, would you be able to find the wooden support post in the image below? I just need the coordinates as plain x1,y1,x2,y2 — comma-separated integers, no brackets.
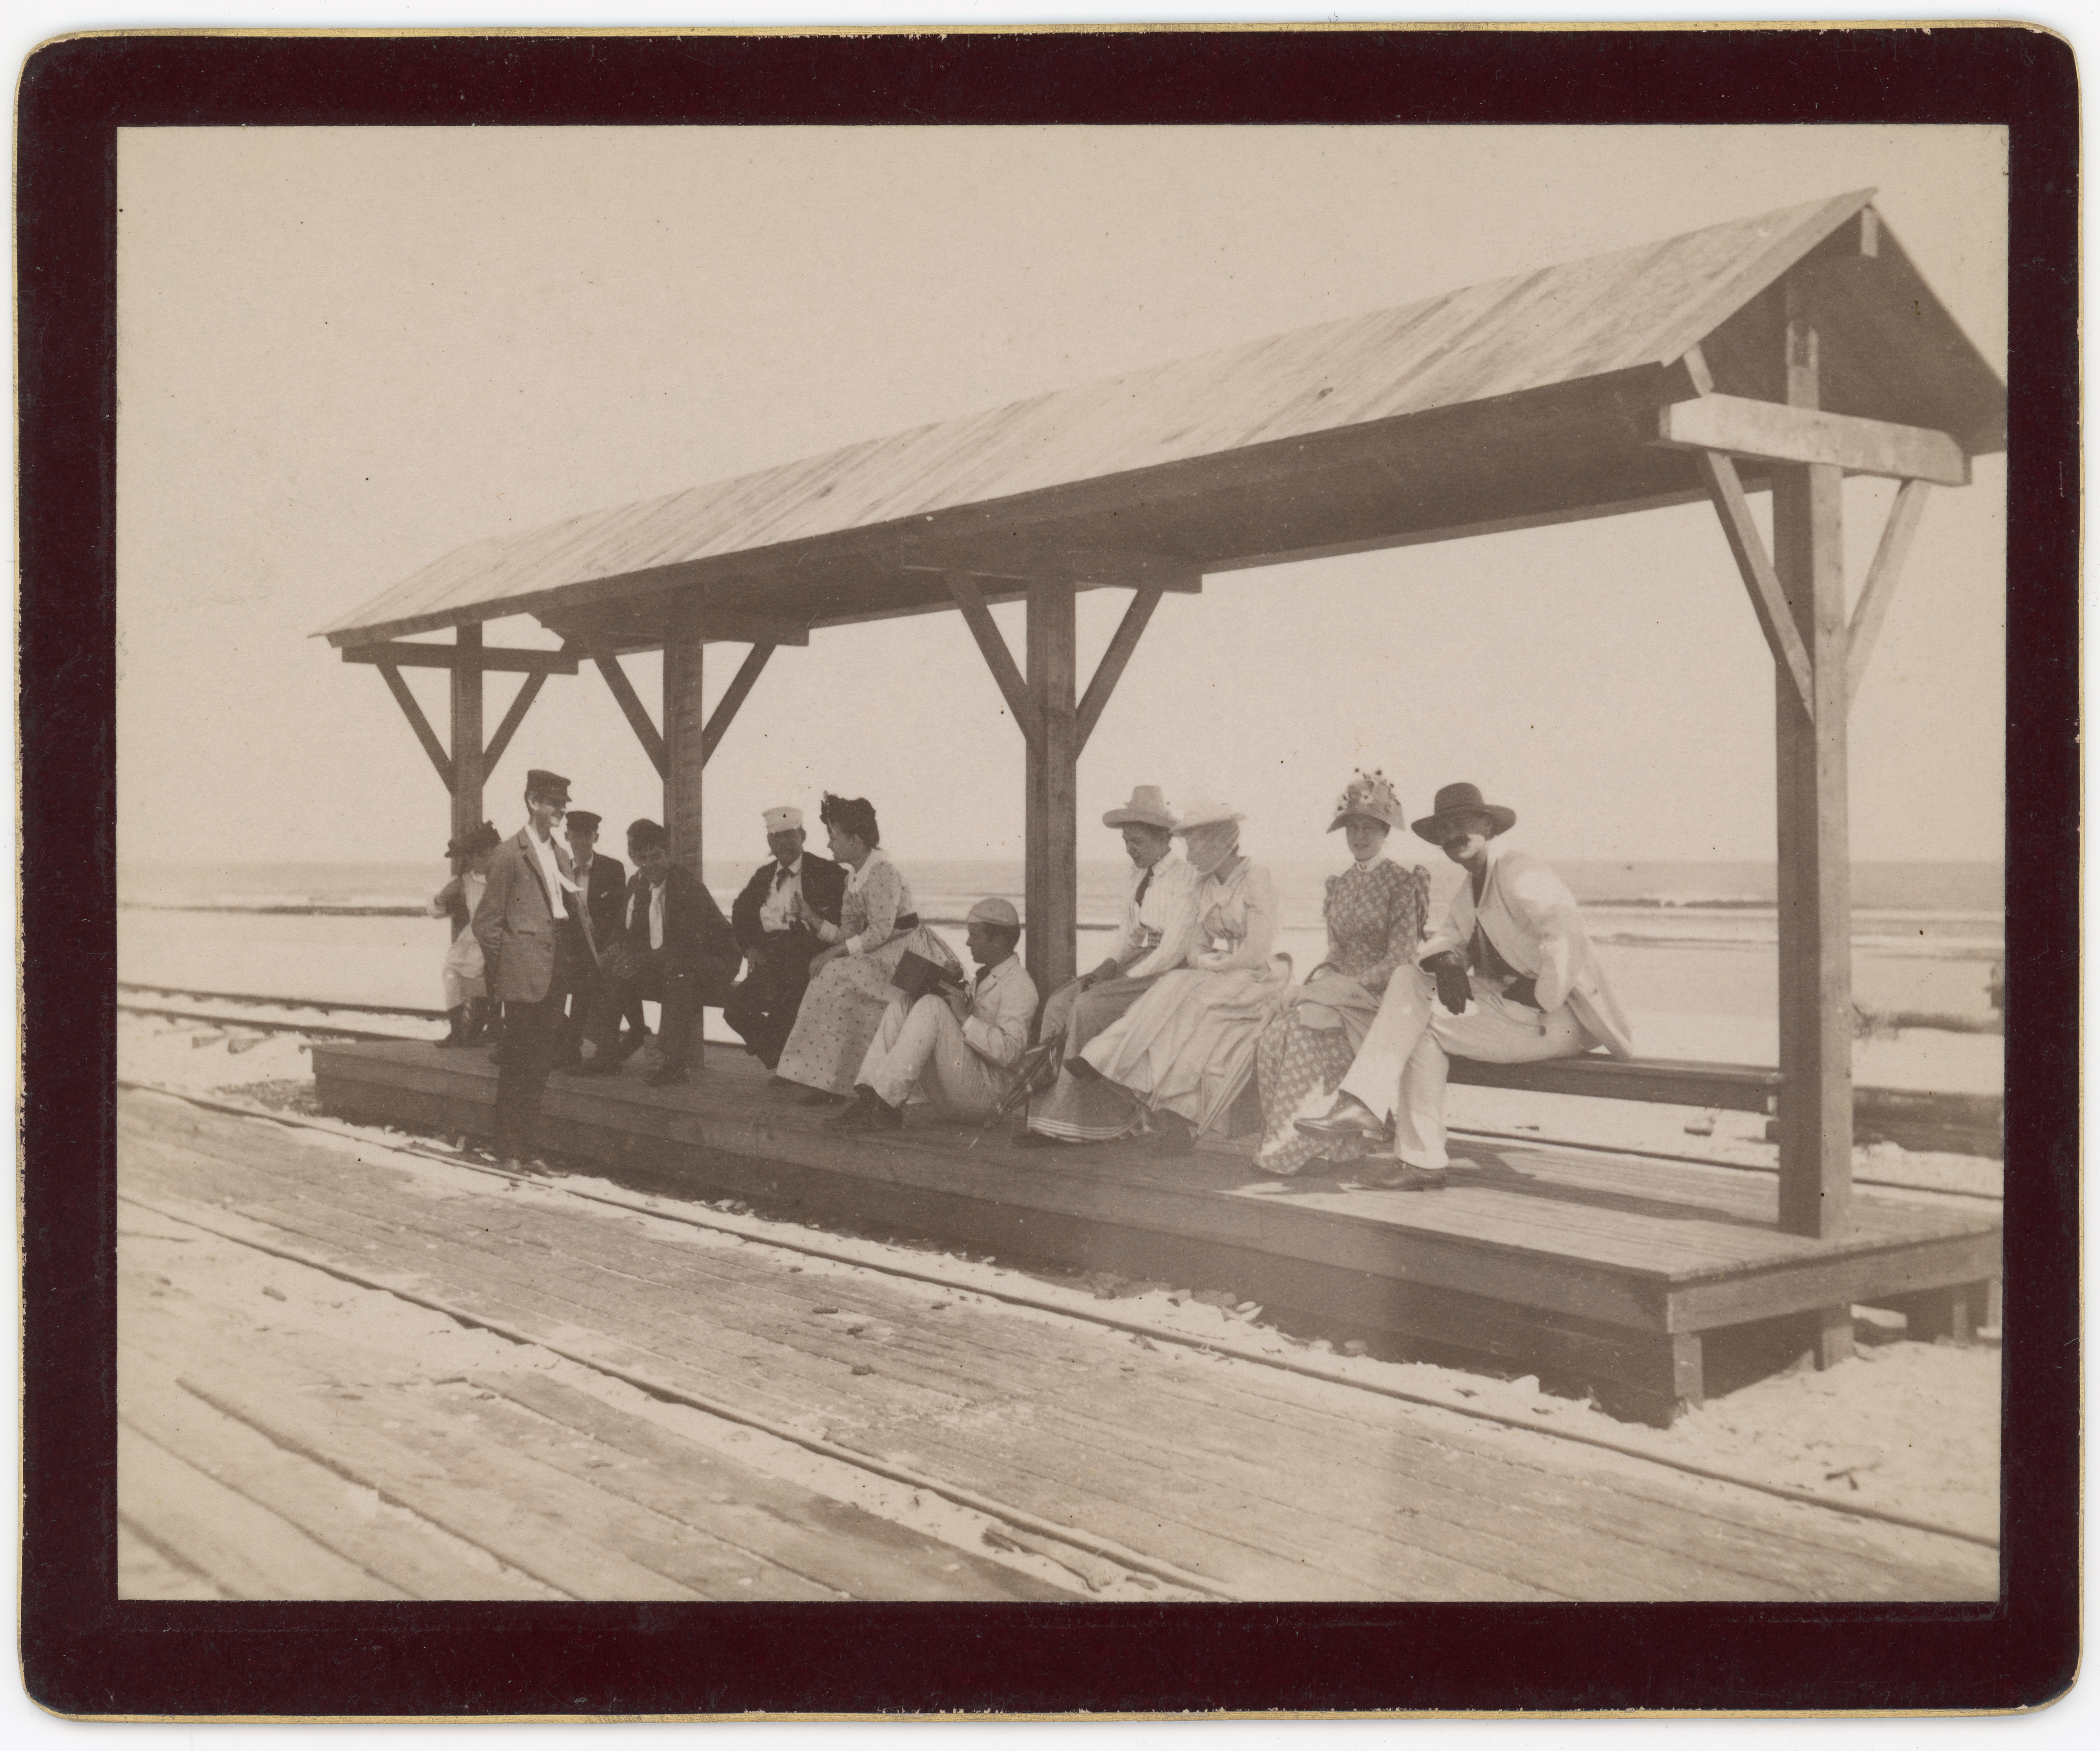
1785,1305,1856,1372
484,671,549,779
661,603,706,877
588,640,667,779
1075,586,1164,755
449,625,485,859
1772,280,1855,1241
700,643,774,768
1025,577,1079,997
375,660,453,791
946,572,1040,748
1845,479,1930,710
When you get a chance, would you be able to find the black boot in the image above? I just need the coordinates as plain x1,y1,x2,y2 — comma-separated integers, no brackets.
436,1006,468,1047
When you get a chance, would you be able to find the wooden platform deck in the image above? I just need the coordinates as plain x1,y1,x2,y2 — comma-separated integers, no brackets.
312,1041,2002,1426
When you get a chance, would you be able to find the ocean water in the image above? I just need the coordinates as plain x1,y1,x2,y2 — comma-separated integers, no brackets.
119,856,2004,1067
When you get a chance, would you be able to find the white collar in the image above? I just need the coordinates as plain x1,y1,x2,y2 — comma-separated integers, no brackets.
846,847,890,891
1351,852,1389,875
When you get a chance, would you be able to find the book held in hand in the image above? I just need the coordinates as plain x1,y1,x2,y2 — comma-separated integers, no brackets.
890,948,961,1002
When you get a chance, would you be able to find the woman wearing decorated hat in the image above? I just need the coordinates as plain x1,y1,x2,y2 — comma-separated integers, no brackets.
1073,799,1285,1156
1252,771,1431,1176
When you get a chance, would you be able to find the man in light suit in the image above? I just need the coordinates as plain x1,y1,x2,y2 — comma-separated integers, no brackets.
1297,782,1634,1187
722,805,847,1071
472,767,579,1161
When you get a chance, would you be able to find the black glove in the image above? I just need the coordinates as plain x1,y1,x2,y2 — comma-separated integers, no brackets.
1421,951,1472,1015
1501,974,1541,1011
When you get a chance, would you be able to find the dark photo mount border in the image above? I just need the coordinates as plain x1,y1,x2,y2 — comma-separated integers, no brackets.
21,25,2077,1719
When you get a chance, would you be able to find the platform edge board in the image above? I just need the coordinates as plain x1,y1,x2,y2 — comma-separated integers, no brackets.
1664,1233,2005,1334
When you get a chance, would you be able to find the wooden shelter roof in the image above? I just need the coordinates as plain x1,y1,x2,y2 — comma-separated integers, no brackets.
320,189,2004,653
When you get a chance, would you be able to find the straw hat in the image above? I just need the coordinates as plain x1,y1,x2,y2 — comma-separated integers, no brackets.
1102,784,1175,830
1327,769,1406,834
1411,782,1517,845
1173,799,1246,834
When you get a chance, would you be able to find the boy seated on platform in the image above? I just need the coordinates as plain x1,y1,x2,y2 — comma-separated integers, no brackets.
828,898,1039,1132
577,819,741,1088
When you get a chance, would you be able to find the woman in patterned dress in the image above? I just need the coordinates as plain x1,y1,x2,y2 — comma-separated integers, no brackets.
1077,801,1285,1156
774,794,962,1102
1253,772,1429,1175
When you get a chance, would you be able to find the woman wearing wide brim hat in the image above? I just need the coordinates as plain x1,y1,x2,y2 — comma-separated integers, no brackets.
1410,781,1516,846
1019,785,1206,1149
429,822,501,1047
1254,771,1432,1177
1072,799,1287,1156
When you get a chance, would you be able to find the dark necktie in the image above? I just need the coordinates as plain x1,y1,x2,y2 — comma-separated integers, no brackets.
1134,866,1153,908
774,863,793,891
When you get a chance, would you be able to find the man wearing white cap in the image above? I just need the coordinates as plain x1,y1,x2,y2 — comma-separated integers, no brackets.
831,897,1039,1131
724,805,846,1070
1017,784,1200,1147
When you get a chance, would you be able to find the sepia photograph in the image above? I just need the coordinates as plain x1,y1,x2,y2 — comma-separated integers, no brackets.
18,20,2078,1722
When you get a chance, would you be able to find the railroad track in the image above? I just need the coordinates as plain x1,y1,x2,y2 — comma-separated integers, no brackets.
116,988,2002,1202
119,1075,1999,1559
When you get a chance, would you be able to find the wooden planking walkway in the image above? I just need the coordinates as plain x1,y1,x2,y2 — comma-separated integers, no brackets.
121,1088,1995,1601
310,1041,2002,1422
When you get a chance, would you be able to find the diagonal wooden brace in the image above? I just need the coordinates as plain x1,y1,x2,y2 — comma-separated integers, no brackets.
700,643,775,768
1697,450,1816,724
587,638,667,778
1075,586,1164,756
1845,479,1930,712
375,660,454,789
946,572,1041,750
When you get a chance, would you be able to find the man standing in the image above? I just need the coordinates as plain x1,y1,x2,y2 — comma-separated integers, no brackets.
831,899,1039,1131
1296,782,1634,1187
471,769,581,1161
723,805,846,1070
1018,785,1199,1146
581,819,742,1086
551,810,632,1068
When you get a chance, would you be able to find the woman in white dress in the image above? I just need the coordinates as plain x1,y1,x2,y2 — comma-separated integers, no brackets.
1077,801,1285,1155
773,793,962,1103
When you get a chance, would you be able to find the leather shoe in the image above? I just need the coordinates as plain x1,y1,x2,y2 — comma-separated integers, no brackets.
1295,1097,1386,1142
1147,1113,1196,1158
835,1093,902,1133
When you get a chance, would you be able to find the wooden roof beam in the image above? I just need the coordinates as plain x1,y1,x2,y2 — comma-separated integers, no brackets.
899,545,1201,593
1696,449,1816,723
342,641,581,674
1655,393,1970,487
945,572,1041,750
1845,479,1931,712
372,660,453,790
585,638,667,779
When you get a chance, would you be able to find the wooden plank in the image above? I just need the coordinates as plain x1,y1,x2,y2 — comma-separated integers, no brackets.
944,571,1039,749
1669,1232,2002,1333
587,639,667,779
448,624,484,858
1655,394,1969,487
374,661,454,790
118,1519,231,1600
1027,576,1080,996
1447,1054,1780,1113
1697,449,1816,721
1074,586,1163,756
342,642,581,674
117,1422,408,1600
699,643,774,768
1845,479,1931,710
483,668,550,779
119,1356,559,1601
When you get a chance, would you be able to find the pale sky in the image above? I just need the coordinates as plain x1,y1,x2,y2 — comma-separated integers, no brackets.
114,123,2008,872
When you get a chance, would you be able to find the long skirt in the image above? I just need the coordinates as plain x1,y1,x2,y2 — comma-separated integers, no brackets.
1253,973,1382,1175
1080,965,1285,1138
1026,972,1165,1142
774,925,962,1097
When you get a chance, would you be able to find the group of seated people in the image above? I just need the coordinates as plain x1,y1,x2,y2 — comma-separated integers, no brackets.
441,768,1631,1188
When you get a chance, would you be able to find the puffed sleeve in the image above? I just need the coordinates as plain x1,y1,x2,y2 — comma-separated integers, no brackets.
1197,865,1278,971
1358,864,1429,995
842,857,903,956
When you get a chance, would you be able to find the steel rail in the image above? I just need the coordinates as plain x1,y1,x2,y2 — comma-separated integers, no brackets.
120,1078,2001,1556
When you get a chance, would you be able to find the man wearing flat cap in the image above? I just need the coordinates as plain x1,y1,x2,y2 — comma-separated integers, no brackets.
551,810,636,1068
1297,782,1634,1187
1018,784,1199,1146
831,897,1039,1131
723,805,847,1071
472,769,583,1159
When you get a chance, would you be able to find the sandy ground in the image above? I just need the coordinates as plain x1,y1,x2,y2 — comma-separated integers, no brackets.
116,1017,2003,1549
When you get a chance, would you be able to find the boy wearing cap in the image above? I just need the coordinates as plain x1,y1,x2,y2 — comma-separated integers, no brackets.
472,769,582,1159
1297,783,1634,1186
580,819,742,1086
429,821,500,1046
831,899,1039,1130
724,805,847,1070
